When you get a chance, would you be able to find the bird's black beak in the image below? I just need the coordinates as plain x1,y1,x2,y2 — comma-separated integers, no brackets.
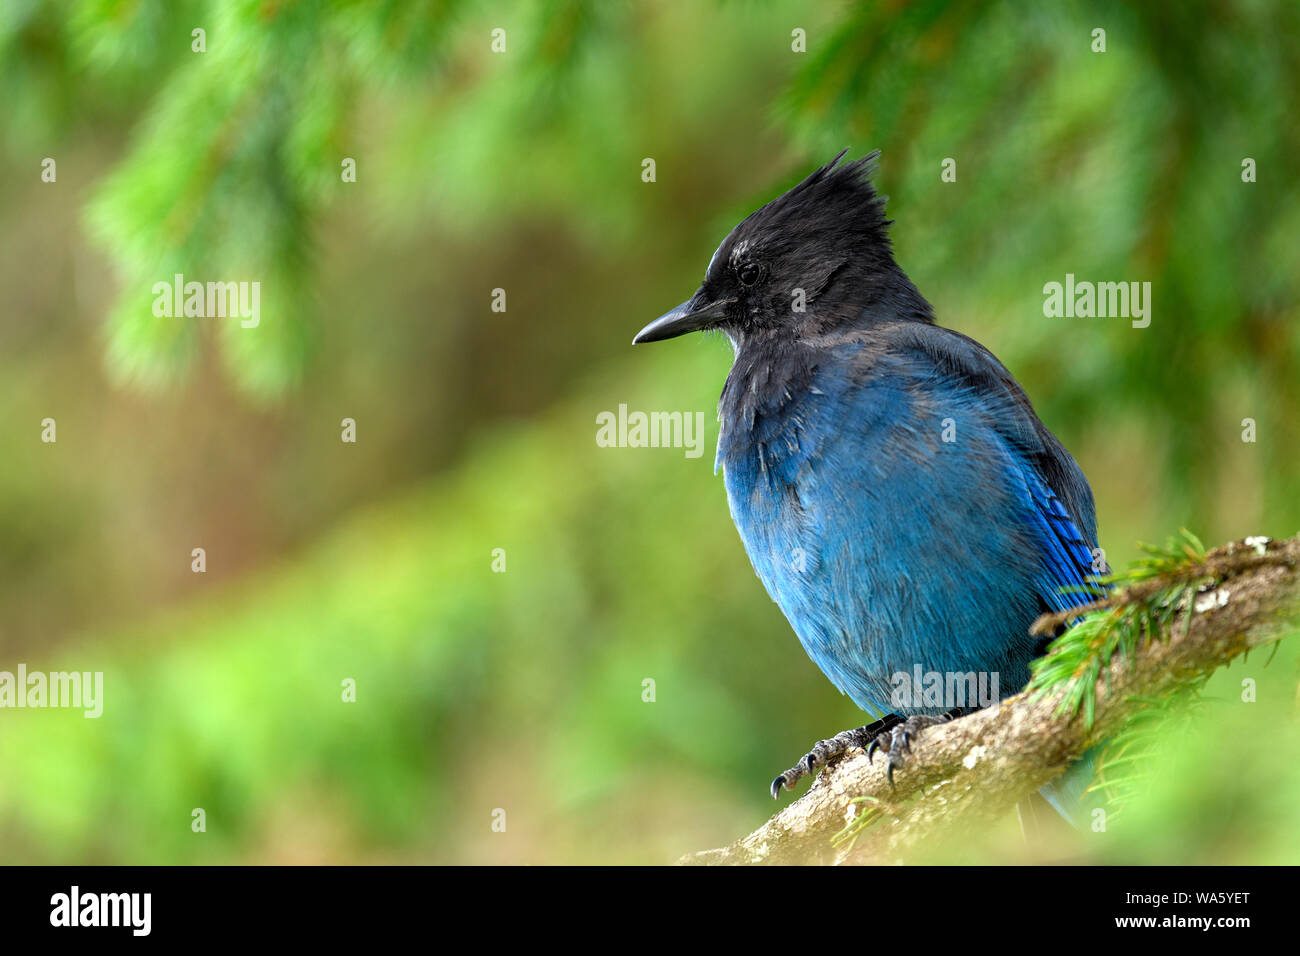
632,294,731,344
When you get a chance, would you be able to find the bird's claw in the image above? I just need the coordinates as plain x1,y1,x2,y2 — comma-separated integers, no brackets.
769,714,902,799
769,774,789,800
865,710,964,787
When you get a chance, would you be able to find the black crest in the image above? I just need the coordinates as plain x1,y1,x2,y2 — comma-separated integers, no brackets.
722,148,893,266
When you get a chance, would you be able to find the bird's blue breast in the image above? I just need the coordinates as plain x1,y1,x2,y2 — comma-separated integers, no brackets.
718,341,1086,717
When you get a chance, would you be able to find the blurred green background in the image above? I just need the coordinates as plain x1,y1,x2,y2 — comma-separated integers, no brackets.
1,0,1298,864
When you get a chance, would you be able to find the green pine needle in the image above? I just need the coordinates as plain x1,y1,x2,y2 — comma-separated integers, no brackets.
1029,529,1211,728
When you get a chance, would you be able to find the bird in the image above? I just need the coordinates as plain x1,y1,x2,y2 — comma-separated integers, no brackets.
633,150,1104,825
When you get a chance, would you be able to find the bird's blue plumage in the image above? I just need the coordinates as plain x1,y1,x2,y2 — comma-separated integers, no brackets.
718,322,1098,718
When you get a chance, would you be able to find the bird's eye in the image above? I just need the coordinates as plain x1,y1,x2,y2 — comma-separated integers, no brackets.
737,262,762,286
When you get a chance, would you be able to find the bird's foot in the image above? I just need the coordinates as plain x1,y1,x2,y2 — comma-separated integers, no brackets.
866,708,967,787
770,714,903,799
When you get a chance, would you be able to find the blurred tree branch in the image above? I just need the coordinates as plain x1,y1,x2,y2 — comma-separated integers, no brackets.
683,535,1300,865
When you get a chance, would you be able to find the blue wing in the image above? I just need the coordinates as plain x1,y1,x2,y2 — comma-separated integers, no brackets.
890,321,1103,614
1005,455,1101,616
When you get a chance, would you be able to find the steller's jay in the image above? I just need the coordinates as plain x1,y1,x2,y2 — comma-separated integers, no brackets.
634,151,1103,825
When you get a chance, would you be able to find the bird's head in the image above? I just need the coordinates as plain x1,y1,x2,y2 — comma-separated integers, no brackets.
634,149,931,348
